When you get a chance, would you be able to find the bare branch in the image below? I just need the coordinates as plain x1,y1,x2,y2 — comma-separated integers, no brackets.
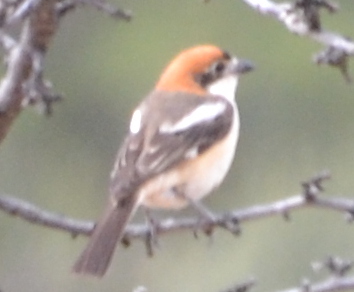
0,194,93,236
220,256,354,292
221,257,354,292
220,278,256,292
241,0,354,81
278,276,354,292
0,0,58,143
0,172,354,245
0,0,131,143
5,0,43,26
312,256,353,277
66,0,132,21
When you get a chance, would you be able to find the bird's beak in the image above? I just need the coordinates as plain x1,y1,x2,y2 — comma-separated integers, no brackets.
229,58,255,75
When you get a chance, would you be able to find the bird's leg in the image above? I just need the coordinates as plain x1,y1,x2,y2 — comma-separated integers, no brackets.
172,187,217,236
186,196,216,222
143,207,160,256
187,197,218,237
173,187,241,237
188,202,241,237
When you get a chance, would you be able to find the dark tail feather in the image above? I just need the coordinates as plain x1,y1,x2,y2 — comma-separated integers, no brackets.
72,195,137,277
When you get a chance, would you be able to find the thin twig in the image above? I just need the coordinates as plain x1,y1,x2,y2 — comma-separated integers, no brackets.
77,0,132,21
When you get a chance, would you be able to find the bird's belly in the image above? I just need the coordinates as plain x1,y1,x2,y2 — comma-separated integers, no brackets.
140,118,239,209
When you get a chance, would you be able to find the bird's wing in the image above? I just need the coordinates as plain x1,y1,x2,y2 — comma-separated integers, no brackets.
110,91,235,197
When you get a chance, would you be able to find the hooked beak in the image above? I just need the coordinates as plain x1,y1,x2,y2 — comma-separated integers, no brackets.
229,58,255,75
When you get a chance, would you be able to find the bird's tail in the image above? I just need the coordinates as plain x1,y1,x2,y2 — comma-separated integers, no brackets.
72,194,138,277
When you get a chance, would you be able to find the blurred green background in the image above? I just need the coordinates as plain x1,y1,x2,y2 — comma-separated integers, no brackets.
0,0,353,291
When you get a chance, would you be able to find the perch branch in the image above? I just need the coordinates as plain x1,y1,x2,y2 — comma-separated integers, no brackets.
0,172,353,243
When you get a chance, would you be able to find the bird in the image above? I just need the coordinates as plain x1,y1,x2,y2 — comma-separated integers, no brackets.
72,45,254,277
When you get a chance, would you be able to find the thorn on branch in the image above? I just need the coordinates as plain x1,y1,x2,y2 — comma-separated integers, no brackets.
296,0,338,14
20,49,62,116
312,256,353,277
220,278,256,292
292,0,339,32
344,211,354,223
78,0,132,21
280,208,291,221
314,46,352,83
193,217,215,238
294,0,322,31
326,256,353,276
121,235,131,248
301,170,331,201
23,76,62,116
325,256,352,277
56,1,77,18
71,231,79,239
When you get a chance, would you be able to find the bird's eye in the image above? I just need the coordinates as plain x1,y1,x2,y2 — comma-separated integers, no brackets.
213,61,225,74
194,61,226,87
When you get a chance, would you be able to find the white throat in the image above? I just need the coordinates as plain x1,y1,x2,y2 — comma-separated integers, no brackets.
207,75,239,103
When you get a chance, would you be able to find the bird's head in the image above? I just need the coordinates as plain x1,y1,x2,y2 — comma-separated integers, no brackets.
156,45,254,100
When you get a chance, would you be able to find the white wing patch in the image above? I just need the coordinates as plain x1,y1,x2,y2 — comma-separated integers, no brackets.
184,147,198,159
130,109,142,134
159,102,226,134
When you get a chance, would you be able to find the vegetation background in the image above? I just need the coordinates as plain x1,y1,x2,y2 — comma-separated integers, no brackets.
0,0,353,291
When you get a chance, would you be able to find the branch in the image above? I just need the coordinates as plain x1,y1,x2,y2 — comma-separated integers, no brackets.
0,0,58,143
0,0,131,143
220,278,256,292
0,194,93,236
220,257,354,292
0,171,353,244
221,277,354,292
56,0,132,20
278,275,354,292
241,0,354,82
77,0,132,21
